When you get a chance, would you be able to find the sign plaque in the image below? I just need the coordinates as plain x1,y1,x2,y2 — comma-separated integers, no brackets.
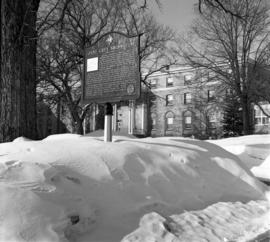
82,34,140,103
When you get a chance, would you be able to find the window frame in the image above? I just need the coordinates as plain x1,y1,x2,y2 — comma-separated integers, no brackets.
166,94,174,106
184,92,192,104
254,106,270,125
166,77,174,87
165,112,174,130
207,90,215,102
149,79,157,89
183,111,192,129
208,112,217,129
184,73,193,85
151,113,157,130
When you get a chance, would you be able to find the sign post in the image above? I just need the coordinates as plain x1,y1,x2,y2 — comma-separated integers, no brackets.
82,33,140,142
104,103,113,142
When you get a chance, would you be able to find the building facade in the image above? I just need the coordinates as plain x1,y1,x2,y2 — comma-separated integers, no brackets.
38,66,270,139
89,66,224,139
145,67,224,138
254,103,270,134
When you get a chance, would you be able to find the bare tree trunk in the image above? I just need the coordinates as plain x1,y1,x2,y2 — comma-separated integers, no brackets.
241,95,253,135
0,0,39,142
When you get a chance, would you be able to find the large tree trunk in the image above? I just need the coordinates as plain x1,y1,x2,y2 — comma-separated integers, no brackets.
0,0,40,142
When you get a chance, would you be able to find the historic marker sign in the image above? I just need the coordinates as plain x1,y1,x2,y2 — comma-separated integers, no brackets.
82,34,140,103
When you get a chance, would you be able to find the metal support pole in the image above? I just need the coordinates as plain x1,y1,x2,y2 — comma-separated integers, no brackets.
142,103,146,133
112,104,117,131
128,100,135,134
104,103,113,142
92,104,96,132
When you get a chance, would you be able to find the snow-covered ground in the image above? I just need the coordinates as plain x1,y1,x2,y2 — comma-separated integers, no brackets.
210,134,270,182
0,134,269,242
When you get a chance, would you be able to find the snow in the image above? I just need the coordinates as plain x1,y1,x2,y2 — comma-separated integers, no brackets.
209,134,270,181
251,154,270,182
0,134,269,242
122,200,270,242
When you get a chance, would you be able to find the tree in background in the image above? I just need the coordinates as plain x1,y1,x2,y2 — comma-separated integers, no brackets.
0,0,241,142
183,71,224,139
222,94,243,137
179,0,270,135
37,0,177,135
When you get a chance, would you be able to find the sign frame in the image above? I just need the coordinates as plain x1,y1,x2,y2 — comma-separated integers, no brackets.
82,33,141,104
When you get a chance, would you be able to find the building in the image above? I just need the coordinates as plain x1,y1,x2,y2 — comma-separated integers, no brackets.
145,66,224,138
89,66,225,139
254,103,270,134
38,64,269,139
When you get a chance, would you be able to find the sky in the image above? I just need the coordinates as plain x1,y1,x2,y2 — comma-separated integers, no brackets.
151,0,198,33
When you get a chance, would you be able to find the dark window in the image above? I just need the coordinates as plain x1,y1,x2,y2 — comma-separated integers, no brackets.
184,93,192,104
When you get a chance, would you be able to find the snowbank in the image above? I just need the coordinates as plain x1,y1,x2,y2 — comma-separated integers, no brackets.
0,135,268,242
209,134,270,181
252,154,270,182
122,200,270,242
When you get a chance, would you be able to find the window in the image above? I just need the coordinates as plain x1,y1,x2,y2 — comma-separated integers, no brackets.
165,112,174,130
208,111,217,129
254,105,270,125
184,73,193,85
183,111,192,129
166,94,173,106
151,113,157,130
184,93,192,104
149,79,157,89
150,95,157,109
208,90,215,102
166,77,174,87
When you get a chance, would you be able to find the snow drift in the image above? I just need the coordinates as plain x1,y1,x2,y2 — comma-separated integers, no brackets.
209,134,270,169
210,134,270,182
0,135,268,242
252,154,270,182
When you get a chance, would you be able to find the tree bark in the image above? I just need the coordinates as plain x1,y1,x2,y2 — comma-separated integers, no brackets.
0,0,40,142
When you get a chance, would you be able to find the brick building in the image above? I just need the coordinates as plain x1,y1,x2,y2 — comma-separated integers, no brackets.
38,63,270,139
145,66,224,138
88,66,225,138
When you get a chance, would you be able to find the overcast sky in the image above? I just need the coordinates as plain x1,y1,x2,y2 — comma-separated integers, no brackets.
151,0,197,33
